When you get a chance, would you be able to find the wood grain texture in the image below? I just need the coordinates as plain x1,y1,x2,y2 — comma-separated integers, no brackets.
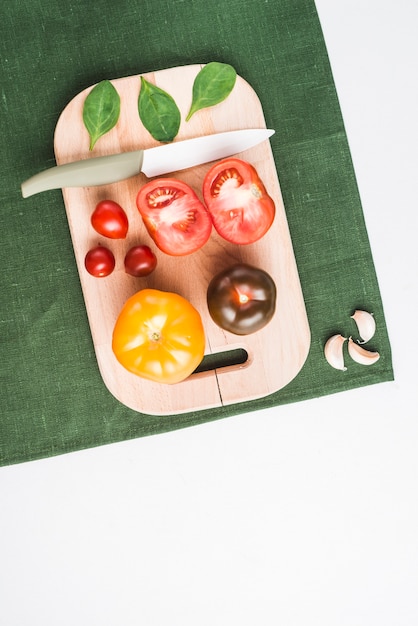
54,64,310,415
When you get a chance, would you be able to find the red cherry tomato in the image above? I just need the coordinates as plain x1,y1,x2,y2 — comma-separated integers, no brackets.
84,246,115,277
202,158,275,245
124,245,157,277
91,200,129,239
136,179,212,256
207,263,276,335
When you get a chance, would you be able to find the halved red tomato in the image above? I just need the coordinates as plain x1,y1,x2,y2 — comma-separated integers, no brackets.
136,179,212,256
202,158,275,245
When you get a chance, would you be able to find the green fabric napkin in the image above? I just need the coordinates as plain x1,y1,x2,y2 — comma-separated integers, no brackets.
0,0,393,466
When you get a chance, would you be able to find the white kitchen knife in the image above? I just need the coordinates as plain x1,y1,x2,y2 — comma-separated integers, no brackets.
21,128,274,198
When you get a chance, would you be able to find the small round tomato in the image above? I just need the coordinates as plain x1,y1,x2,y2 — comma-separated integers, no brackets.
84,246,115,277
124,245,157,277
136,179,212,256
112,289,205,384
91,200,129,239
207,263,276,335
202,158,275,245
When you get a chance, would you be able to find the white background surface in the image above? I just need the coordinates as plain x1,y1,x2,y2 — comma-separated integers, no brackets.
1,2,417,624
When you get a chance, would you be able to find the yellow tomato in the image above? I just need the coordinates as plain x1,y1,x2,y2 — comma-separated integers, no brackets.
112,289,205,384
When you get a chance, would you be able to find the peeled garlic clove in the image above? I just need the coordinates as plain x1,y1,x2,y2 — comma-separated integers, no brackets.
324,334,347,371
351,309,376,343
348,337,380,365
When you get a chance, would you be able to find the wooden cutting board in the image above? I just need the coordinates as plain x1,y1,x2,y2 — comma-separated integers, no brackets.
54,64,310,415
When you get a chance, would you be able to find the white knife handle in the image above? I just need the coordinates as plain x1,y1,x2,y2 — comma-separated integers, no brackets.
21,150,144,198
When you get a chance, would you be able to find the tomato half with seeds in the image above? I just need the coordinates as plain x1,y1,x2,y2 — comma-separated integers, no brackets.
207,263,276,335
202,158,275,245
112,289,205,384
136,179,212,255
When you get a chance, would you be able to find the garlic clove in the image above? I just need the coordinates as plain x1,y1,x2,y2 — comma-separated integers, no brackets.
324,334,347,371
348,337,380,365
351,309,376,343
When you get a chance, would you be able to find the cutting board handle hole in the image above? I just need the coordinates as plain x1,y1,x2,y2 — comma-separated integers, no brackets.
193,347,249,375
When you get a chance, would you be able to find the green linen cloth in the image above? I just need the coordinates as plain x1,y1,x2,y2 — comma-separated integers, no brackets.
0,0,393,466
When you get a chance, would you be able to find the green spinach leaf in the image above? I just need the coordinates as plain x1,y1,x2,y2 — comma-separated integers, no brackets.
138,77,181,143
82,80,120,150
186,62,237,121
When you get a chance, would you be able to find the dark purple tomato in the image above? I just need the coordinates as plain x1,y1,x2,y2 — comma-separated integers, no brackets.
207,263,276,335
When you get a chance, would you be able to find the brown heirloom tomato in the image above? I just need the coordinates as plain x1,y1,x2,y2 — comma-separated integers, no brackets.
207,263,276,335
202,158,275,245
112,289,205,384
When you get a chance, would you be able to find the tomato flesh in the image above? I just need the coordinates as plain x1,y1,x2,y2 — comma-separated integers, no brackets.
136,179,212,256
91,200,129,239
207,263,276,335
112,289,205,384
203,158,275,245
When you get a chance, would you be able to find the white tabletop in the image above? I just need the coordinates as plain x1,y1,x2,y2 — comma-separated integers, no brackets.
1,2,417,624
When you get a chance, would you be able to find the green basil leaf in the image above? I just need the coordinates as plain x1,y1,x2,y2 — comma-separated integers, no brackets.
138,77,181,143
82,80,121,151
186,62,237,121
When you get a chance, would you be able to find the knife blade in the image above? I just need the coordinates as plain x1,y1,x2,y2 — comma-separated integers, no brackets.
21,128,274,198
